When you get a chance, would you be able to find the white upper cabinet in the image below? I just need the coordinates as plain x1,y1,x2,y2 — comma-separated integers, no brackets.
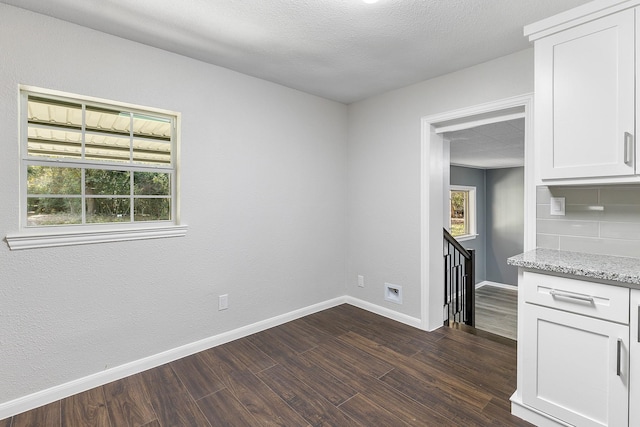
530,6,639,183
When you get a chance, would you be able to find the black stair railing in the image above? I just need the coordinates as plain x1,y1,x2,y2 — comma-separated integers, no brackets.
443,228,475,326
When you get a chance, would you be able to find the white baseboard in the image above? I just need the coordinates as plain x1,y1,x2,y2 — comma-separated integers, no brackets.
510,392,570,427
0,296,347,420
476,280,518,290
345,296,422,329
0,296,423,420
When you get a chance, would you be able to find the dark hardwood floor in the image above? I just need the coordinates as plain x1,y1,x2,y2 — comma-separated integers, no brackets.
0,304,532,426
475,285,518,340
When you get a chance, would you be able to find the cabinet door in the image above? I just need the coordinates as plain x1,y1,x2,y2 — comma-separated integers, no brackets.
537,9,635,180
631,290,640,427
522,304,629,427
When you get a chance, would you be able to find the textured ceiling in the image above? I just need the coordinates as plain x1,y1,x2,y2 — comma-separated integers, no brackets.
447,119,524,169
1,0,591,103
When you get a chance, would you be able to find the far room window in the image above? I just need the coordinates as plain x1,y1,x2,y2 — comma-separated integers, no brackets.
20,88,179,230
449,185,476,240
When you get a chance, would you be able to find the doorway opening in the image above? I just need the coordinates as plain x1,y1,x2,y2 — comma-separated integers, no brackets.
420,95,535,333
443,118,524,340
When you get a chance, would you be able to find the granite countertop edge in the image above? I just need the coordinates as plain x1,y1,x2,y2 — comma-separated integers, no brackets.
507,248,640,286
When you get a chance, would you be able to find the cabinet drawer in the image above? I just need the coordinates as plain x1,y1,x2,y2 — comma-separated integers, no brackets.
523,271,629,324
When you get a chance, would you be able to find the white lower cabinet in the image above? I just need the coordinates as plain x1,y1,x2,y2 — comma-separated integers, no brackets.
517,271,630,426
522,305,629,426
630,290,640,427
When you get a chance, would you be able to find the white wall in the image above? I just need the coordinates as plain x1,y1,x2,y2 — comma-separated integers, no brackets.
0,4,347,406
0,2,538,409
486,167,525,285
346,50,534,319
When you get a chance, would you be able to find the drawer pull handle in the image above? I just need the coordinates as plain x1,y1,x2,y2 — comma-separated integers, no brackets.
617,339,622,376
625,132,634,165
637,306,640,343
549,289,595,304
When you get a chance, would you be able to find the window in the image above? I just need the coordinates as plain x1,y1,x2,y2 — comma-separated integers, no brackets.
449,185,476,240
7,86,186,249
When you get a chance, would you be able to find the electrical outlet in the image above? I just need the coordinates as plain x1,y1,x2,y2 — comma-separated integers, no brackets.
358,275,364,287
219,294,229,311
384,283,403,304
550,197,565,216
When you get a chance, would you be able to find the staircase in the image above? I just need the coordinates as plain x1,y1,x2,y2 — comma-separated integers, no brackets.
443,228,475,326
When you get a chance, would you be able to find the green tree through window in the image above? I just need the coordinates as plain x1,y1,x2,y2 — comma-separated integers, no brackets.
449,186,476,238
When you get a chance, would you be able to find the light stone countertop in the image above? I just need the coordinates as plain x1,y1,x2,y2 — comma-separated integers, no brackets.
508,248,640,286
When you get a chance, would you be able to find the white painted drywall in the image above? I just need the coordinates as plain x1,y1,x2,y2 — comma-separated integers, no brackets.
486,167,525,286
0,4,347,405
0,2,537,409
346,50,534,319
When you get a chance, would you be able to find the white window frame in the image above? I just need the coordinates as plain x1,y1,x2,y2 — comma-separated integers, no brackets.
449,185,477,241
6,85,187,250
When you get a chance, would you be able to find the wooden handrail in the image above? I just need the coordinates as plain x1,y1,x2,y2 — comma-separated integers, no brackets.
443,228,472,259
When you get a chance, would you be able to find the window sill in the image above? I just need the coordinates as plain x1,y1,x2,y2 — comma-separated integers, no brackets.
454,234,478,242
5,224,188,250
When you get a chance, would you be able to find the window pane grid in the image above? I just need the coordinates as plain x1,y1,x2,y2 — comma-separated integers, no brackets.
26,95,172,168
22,89,176,229
81,168,87,224
27,194,83,198
81,103,86,160
129,164,135,223
449,186,476,239
25,158,173,171
450,190,469,237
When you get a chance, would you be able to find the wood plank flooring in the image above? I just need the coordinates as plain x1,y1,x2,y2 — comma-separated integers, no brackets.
0,304,532,426
475,285,518,341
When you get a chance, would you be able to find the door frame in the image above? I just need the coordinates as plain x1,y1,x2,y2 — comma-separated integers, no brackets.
420,94,535,331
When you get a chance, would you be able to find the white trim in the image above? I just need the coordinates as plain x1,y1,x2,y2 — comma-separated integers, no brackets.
511,393,571,427
524,0,639,41
541,174,640,186
345,296,422,328
455,234,478,242
19,84,180,117
421,94,535,332
0,296,346,420
435,112,525,134
0,296,426,419
450,162,525,170
476,280,518,290
420,117,447,332
6,224,189,250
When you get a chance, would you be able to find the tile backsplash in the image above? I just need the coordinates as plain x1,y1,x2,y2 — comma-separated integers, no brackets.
537,185,640,258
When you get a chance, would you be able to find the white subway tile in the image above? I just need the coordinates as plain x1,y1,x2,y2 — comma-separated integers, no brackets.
599,205,640,222
559,236,640,258
600,188,640,205
537,233,559,249
537,219,599,237
600,222,640,240
536,186,551,204
549,187,599,205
